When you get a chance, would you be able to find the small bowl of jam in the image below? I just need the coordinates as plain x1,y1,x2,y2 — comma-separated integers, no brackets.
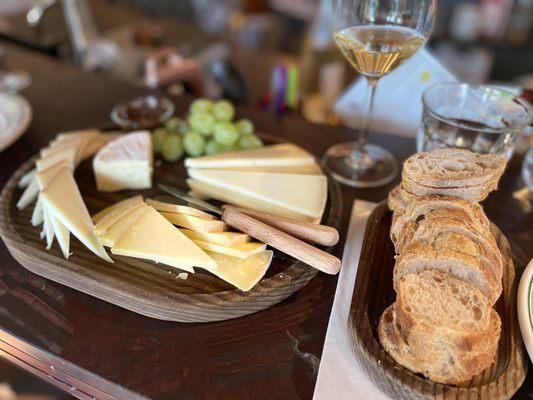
111,95,174,130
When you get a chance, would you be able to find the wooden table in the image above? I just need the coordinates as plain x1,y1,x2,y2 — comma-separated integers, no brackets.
0,42,531,399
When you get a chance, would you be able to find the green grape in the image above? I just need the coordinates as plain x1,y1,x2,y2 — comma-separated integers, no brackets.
214,121,239,146
152,128,168,153
190,98,213,114
161,134,183,162
235,119,254,136
213,100,235,121
239,135,263,150
183,132,206,157
176,120,190,135
205,139,224,155
188,112,215,136
164,117,180,133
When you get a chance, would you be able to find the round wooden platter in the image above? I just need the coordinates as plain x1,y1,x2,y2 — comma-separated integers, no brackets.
0,147,343,323
347,202,527,400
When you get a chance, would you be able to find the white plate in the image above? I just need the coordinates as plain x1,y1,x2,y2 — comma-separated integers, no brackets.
0,93,32,152
518,257,533,363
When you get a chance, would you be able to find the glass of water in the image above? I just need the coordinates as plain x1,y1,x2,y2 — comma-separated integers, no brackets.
417,83,532,159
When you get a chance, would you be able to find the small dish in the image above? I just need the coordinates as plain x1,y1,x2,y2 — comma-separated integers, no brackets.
518,257,533,363
111,95,174,130
0,93,32,152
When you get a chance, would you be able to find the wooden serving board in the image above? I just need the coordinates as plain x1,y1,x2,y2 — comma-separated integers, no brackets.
348,202,527,400
0,148,342,323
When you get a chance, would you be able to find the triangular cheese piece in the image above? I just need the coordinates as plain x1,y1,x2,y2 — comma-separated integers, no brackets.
217,164,322,175
36,147,77,172
54,129,100,143
17,177,39,210
36,159,71,190
111,206,216,273
94,195,144,235
40,168,112,262
205,250,273,291
18,168,37,188
42,205,55,249
31,197,44,226
49,207,70,259
98,203,149,247
185,143,316,169
145,198,214,219
81,132,121,160
93,131,153,192
92,195,144,223
188,169,327,219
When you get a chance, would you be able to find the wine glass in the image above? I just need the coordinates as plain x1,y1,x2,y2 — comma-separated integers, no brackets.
322,0,436,187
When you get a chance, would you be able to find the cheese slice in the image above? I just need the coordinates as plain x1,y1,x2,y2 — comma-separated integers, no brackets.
185,143,316,169
179,229,250,247
187,179,318,223
145,198,214,219
193,239,266,259
36,147,77,172
205,250,273,291
111,206,216,273
160,211,227,233
40,139,84,161
188,169,327,219
98,203,149,247
17,177,39,210
94,195,144,235
81,132,121,160
31,197,44,226
92,195,144,223
18,168,37,188
93,131,153,192
214,164,323,175
40,168,112,262
49,206,71,259
42,205,55,249
54,129,101,143
36,160,71,190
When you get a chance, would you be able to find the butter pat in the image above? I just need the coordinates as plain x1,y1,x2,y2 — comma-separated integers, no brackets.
93,131,153,192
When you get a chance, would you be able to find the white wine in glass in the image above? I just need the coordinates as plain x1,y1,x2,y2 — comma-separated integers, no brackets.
323,0,435,187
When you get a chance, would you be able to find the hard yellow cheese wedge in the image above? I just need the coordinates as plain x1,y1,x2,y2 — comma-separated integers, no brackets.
93,195,144,235
193,239,266,259
179,228,250,246
146,198,214,219
205,250,273,291
98,203,148,247
160,211,227,233
92,195,143,223
111,207,216,273
36,147,77,172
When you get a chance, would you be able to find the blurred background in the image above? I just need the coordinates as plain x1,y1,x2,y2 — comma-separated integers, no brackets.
0,0,531,398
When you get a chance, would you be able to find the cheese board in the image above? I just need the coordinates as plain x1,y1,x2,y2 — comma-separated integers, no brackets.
0,131,342,323
347,202,527,400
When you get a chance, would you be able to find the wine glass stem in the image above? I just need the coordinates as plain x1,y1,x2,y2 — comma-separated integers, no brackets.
350,77,378,170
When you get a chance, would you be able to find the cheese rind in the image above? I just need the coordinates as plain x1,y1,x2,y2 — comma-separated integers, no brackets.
179,229,250,246
145,198,214,219
93,131,153,192
160,211,227,233
188,169,327,219
205,250,273,291
193,239,266,259
98,203,148,247
111,207,216,272
93,195,144,235
185,143,315,168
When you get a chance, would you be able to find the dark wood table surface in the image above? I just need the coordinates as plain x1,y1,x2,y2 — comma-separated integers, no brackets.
0,42,531,400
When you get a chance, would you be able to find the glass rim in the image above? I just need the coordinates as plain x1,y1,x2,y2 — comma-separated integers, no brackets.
422,82,533,134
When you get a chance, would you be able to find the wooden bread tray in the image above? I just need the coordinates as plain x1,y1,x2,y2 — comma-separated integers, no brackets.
348,202,527,400
0,154,342,323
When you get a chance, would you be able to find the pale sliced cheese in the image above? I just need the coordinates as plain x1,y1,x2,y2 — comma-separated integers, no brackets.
40,139,85,164
81,132,121,160
160,211,227,233
145,198,214,219
31,197,44,226
36,159,71,190
179,229,250,247
42,205,55,249
93,131,153,192
187,179,318,223
54,129,101,143
215,164,322,175
185,143,316,169
111,206,216,273
98,203,149,247
17,177,39,210
18,168,37,188
188,169,327,220
193,239,266,259
94,195,144,235
92,195,144,223
205,250,273,291
48,207,70,259
36,147,77,172
40,168,112,262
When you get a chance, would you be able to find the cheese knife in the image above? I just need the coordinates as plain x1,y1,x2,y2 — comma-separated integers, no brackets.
158,184,341,275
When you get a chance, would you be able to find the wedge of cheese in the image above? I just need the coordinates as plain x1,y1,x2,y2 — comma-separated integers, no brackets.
49,206,71,259
187,179,318,223
81,132,121,160
160,212,227,232
145,198,214,219
18,168,37,189
179,229,250,247
93,131,153,192
36,147,77,172
98,203,149,247
31,197,44,226
188,169,327,220
193,239,266,259
185,143,316,169
111,206,216,273
93,195,144,235
42,206,55,249
92,195,144,223
215,164,322,175
40,168,112,262
17,177,40,210
205,250,273,291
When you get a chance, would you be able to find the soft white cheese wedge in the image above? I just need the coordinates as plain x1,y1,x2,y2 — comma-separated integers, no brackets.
93,131,153,192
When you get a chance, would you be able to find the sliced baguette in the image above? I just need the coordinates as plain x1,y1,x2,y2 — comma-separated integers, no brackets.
387,185,416,214
401,178,498,202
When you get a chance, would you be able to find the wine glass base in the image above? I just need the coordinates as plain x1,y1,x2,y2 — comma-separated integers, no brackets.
321,142,399,188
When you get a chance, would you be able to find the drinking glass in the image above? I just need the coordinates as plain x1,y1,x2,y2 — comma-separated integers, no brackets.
418,83,532,159
322,0,436,187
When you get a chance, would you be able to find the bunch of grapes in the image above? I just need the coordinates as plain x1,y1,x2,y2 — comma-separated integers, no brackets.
152,98,264,162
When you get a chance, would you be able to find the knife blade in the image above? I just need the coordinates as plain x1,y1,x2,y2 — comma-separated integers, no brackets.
158,184,222,215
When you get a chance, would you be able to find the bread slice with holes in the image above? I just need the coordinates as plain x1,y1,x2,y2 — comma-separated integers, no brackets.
401,178,498,202
387,185,417,214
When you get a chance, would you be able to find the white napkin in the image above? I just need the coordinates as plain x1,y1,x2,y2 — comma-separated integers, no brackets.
335,48,458,137
313,200,392,400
